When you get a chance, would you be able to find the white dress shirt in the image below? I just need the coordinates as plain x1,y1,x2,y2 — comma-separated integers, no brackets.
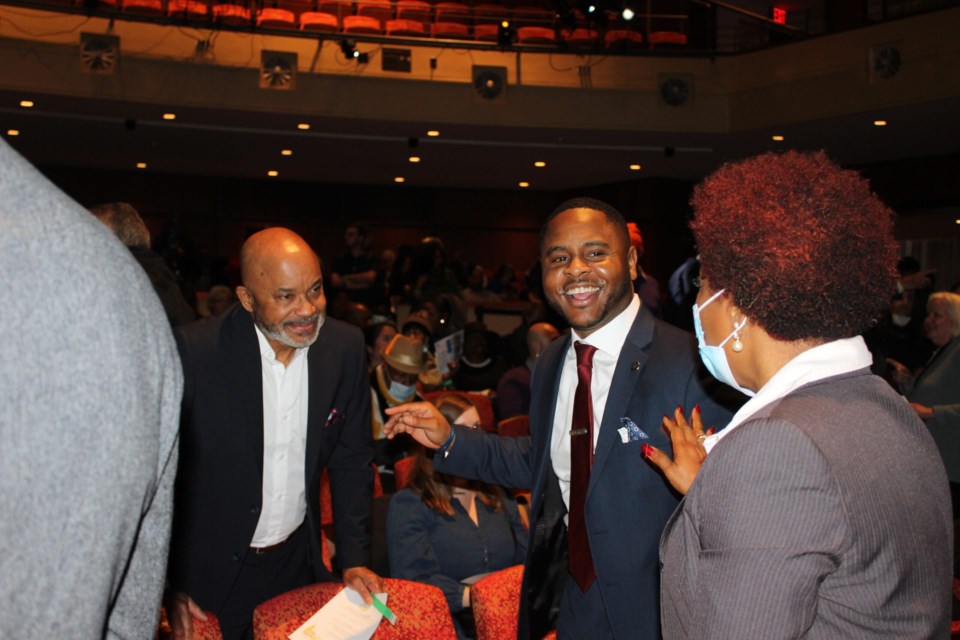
250,326,310,548
551,294,641,520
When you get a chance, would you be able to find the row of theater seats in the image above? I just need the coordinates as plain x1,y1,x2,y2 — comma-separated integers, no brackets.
71,0,687,48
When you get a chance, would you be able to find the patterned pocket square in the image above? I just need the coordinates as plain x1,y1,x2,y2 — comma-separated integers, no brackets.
619,417,648,442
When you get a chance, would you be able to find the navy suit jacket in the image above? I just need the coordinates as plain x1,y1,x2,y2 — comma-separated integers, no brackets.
168,305,374,613
436,305,737,639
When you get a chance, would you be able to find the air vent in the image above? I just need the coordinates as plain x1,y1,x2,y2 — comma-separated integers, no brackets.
79,33,119,74
473,66,507,104
260,50,297,90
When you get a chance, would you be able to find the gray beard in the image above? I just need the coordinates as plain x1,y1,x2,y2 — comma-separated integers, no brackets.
255,310,323,349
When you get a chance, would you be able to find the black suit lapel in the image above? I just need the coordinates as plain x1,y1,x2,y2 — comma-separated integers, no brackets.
305,322,336,485
221,306,266,480
589,307,655,490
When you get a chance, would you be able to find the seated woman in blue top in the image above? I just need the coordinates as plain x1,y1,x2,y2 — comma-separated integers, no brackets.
387,392,527,639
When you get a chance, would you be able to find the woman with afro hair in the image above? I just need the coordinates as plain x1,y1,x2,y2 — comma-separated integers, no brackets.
645,151,952,638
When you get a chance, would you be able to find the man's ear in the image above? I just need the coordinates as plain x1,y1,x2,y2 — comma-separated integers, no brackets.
626,245,638,282
236,286,255,313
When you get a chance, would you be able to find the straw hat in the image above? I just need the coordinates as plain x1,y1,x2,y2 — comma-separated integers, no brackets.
382,334,426,375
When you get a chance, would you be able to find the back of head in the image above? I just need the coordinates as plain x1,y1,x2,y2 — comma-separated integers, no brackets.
691,150,898,342
89,202,151,249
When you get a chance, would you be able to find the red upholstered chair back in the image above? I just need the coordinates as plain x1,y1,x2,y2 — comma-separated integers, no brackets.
253,579,458,640
498,414,530,438
470,564,524,640
394,454,417,490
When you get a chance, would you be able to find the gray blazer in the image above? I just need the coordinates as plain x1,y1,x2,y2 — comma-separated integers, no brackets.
0,139,182,638
660,369,952,639
908,337,960,482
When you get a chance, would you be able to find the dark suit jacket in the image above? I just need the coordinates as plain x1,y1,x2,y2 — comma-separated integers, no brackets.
660,370,952,639
436,305,737,640
168,305,374,613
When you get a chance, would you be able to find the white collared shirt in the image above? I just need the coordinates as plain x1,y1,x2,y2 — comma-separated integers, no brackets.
551,294,641,518
702,335,874,453
250,326,309,548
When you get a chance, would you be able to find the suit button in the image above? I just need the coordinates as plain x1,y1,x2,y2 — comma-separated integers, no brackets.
250,504,260,514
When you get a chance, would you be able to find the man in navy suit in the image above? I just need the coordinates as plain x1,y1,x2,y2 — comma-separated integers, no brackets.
166,228,383,640
384,198,735,640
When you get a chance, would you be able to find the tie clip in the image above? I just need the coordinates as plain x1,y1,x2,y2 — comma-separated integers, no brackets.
570,428,589,437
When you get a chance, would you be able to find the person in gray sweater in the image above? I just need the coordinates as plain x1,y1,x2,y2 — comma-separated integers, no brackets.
0,139,182,638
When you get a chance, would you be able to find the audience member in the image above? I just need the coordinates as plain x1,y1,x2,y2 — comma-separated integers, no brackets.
488,263,520,300
365,321,398,373
330,222,379,307
387,393,527,640
453,322,508,393
167,228,382,640
90,201,197,326
384,197,735,640
644,151,951,638
627,222,662,318
206,284,238,316
496,322,560,420
371,334,425,489
462,264,502,304
414,238,463,302
0,140,182,638
888,291,960,515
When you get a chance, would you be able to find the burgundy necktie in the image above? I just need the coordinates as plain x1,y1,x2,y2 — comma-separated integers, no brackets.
569,341,597,592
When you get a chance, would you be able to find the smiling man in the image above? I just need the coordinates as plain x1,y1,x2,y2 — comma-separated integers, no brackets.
383,198,737,639
166,228,383,640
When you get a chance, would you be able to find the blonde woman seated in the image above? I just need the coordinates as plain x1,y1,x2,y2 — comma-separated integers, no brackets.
387,392,527,639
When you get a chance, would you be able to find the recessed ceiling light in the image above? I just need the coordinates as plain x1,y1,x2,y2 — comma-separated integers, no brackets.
409,156,421,163
956,218,960,225
534,161,546,168
771,135,785,141
267,170,279,177
629,164,642,171
518,181,530,188
297,123,310,130
162,113,176,120
873,119,887,127
136,162,147,169
394,176,405,183
281,149,293,156
19,100,34,108
426,130,440,137
6,129,20,136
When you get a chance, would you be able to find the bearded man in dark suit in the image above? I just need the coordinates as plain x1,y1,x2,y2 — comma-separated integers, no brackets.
166,227,383,640
384,198,737,640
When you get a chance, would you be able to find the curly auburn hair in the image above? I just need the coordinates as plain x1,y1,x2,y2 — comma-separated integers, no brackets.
690,150,899,341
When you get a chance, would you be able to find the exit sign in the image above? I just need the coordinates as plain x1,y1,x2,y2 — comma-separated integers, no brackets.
772,6,787,24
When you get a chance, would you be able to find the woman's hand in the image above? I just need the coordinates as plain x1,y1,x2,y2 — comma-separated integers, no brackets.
910,402,934,420
885,358,913,386
641,405,710,496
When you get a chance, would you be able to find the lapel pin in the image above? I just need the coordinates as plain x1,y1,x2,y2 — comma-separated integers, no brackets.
631,361,641,371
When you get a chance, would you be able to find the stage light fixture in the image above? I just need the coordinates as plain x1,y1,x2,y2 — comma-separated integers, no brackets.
621,6,634,20
498,20,514,48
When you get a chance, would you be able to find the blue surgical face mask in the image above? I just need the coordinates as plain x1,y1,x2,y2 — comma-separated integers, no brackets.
388,379,417,402
692,288,755,397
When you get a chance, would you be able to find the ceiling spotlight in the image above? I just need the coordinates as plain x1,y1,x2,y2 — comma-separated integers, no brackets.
339,40,368,63
297,123,310,130
873,119,888,127
629,164,641,171
162,113,176,120
621,6,635,20
587,4,596,12
409,156,421,163
6,129,20,136
281,149,293,156
136,162,147,169
426,130,440,137
19,100,34,108
518,181,530,188
394,176,406,183
498,20,514,47
534,161,546,168
267,170,279,177
771,135,785,141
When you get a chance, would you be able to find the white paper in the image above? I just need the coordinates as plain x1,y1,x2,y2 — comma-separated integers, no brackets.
434,330,463,376
288,587,387,640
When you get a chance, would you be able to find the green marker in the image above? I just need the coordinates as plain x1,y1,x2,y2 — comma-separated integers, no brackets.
371,593,397,625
